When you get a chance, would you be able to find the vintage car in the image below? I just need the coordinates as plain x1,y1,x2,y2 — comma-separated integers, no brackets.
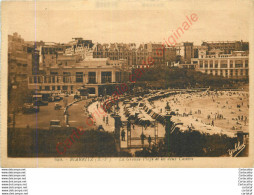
54,96,62,102
49,120,61,130
22,103,40,114
48,96,55,102
74,94,81,100
32,95,48,106
33,100,48,106
54,103,62,110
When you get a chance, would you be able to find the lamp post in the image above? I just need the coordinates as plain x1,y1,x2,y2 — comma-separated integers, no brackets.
154,120,157,145
165,101,171,114
142,123,144,134
165,101,172,156
113,109,121,150
140,129,145,148
128,118,135,148
115,101,120,115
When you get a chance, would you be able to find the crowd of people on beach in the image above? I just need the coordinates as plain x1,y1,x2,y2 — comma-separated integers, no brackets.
84,89,249,147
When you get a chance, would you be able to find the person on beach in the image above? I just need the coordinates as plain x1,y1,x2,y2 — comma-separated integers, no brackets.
106,116,109,125
148,135,152,147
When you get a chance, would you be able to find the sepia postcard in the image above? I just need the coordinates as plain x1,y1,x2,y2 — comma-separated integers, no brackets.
1,0,254,167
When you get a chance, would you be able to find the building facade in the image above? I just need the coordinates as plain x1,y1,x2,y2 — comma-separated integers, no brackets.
28,58,130,96
191,51,249,78
8,33,29,85
201,41,249,54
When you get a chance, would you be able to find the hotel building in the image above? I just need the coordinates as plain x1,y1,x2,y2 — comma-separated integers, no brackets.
191,50,249,78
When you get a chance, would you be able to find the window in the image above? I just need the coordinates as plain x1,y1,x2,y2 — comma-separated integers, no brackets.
245,60,248,67
45,76,51,83
230,60,233,68
235,70,238,76
52,86,55,90
209,61,213,68
235,60,243,68
57,86,60,90
38,76,42,83
76,72,83,83
101,72,112,83
88,72,96,84
45,86,50,90
116,72,122,83
34,76,37,83
220,60,228,68
215,60,218,68
88,88,95,94
230,70,233,76
246,70,248,76
199,60,203,68
51,76,55,83
63,72,71,83
62,86,68,91
205,61,208,68
240,69,243,76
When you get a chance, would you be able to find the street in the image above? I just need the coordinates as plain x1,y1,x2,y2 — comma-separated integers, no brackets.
14,96,72,129
68,99,96,130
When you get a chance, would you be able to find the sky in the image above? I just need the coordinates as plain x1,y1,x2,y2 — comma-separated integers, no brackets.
2,0,252,45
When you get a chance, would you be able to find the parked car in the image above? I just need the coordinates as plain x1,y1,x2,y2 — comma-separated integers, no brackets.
74,94,81,100
33,100,48,106
54,96,62,102
32,95,48,106
54,103,62,110
48,96,55,102
22,103,40,114
49,120,61,130
59,93,66,99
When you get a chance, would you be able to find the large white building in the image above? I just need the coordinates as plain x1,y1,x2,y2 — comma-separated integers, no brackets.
28,57,130,96
191,51,249,78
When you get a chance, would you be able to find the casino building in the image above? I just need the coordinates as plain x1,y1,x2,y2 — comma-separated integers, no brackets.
28,56,130,96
